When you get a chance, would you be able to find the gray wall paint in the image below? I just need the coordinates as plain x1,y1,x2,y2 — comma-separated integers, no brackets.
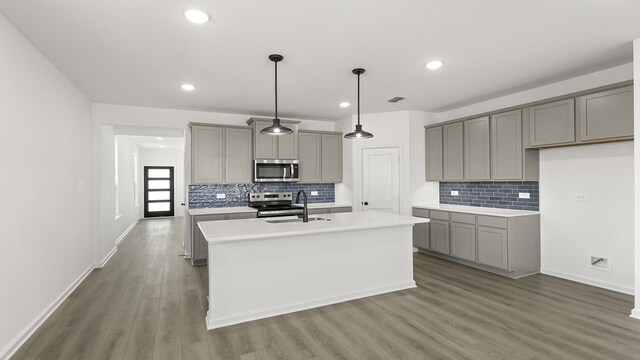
440,181,539,210
189,183,335,208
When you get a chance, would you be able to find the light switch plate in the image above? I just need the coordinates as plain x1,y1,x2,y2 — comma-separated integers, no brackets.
216,193,226,199
311,191,318,196
574,193,588,201
518,192,530,199
451,190,459,196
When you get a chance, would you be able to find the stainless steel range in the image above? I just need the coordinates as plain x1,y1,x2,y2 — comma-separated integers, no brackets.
248,192,304,218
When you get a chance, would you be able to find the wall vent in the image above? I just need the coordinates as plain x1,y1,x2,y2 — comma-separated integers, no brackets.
387,96,405,103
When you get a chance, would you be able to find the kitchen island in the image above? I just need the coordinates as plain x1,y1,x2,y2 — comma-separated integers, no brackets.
198,211,428,330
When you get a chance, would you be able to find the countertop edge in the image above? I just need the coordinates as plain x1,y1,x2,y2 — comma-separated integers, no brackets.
412,204,540,217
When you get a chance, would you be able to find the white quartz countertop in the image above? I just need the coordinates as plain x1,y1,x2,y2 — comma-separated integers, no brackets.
188,203,352,216
198,211,428,244
412,204,539,217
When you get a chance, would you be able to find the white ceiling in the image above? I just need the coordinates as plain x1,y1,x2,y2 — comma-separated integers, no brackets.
1,0,639,121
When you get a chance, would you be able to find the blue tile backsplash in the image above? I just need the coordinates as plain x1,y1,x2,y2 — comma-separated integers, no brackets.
189,183,335,208
439,181,539,211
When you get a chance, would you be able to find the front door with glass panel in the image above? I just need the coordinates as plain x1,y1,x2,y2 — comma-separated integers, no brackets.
144,166,175,217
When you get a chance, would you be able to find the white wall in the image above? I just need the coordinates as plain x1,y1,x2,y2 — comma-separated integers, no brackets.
139,147,185,217
0,13,92,359
115,136,141,233
539,142,634,294
632,39,640,319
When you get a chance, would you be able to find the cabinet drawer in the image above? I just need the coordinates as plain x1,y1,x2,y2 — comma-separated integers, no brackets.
308,208,329,215
451,212,476,225
430,210,449,221
412,208,430,218
477,215,508,229
194,214,226,223
329,207,351,214
227,212,257,220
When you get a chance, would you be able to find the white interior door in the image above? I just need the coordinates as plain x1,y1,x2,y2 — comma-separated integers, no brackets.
362,147,400,213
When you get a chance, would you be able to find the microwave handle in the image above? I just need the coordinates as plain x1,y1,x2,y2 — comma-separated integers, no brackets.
283,167,286,180
290,164,294,180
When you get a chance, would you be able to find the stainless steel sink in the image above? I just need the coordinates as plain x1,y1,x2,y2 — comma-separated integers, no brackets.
265,217,330,224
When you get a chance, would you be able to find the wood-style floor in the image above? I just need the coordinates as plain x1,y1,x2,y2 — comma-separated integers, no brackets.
10,217,640,360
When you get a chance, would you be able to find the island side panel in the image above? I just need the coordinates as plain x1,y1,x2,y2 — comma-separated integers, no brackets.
206,225,416,330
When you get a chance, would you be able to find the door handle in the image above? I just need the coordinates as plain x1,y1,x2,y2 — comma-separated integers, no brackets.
362,202,369,206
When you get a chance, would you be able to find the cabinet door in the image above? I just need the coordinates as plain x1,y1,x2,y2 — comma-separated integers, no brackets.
578,86,633,141
443,122,464,180
429,219,450,254
425,127,443,181
464,117,490,180
477,226,508,270
450,222,476,261
192,214,226,265
192,126,224,184
321,134,343,183
491,110,523,180
412,208,430,249
298,132,322,183
529,99,575,147
278,124,299,160
254,120,278,159
225,128,253,183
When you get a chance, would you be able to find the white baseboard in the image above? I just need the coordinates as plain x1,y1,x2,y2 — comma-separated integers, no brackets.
0,265,95,360
115,219,138,246
94,247,117,269
631,308,640,320
206,281,416,330
541,268,634,295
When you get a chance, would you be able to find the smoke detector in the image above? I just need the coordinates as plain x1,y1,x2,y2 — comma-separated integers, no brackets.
387,96,405,103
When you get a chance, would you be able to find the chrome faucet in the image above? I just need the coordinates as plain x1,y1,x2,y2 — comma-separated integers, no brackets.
295,190,309,222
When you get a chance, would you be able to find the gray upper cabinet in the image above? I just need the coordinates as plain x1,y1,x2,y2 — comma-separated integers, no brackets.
443,122,464,180
529,98,575,147
429,219,450,254
321,134,342,183
491,110,523,180
248,118,299,160
463,117,490,180
450,222,476,261
224,127,253,183
577,86,633,142
192,125,224,184
298,132,322,183
425,126,443,181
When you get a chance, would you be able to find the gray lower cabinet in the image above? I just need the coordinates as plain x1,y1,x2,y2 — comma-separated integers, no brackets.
191,212,258,265
413,207,540,278
491,110,523,180
411,208,430,249
443,122,464,180
192,126,225,184
429,219,450,254
425,127,443,181
298,132,322,183
577,86,633,142
477,226,508,270
328,206,351,213
528,98,575,147
248,118,299,160
450,222,476,261
464,117,490,180
321,134,342,182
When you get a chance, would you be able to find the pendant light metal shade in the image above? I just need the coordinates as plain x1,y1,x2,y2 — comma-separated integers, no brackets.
261,54,293,135
345,68,373,139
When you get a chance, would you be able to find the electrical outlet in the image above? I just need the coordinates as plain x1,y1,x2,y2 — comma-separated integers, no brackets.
311,191,318,196
574,193,588,201
216,193,226,199
77,181,86,192
451,190,459,196
590,256,611,272
518,192,530,199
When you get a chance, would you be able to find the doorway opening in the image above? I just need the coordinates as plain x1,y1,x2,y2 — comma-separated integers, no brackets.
144,166,175,217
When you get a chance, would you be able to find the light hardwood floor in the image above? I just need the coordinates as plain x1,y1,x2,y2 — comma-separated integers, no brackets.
10,217,640,360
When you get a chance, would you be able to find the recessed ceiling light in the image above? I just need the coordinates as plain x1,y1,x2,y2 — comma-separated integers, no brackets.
156,137,164,140
160,145,166,148
425,60,444,70
181,84,196,91
339,102,350,108
184,9,211,24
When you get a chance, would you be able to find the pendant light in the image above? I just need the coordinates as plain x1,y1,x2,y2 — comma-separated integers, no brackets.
261,54,293,135
345,68,373,139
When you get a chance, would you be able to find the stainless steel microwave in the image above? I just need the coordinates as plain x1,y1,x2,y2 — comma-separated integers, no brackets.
254,159,299,182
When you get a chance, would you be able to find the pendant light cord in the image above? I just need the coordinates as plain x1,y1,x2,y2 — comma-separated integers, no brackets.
274,60,278,120
357,72,360,126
